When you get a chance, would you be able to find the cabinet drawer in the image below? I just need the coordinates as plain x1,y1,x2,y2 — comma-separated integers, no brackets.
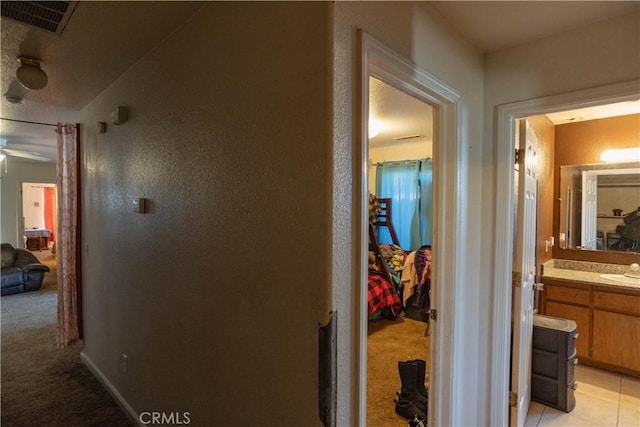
594,292,640,316
547,286,590,306
545,303,588,358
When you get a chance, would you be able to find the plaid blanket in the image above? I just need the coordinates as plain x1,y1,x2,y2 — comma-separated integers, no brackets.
368,271,401,318
369,193,381,224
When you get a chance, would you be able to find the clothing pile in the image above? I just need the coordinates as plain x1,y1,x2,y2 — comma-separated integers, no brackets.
401,245,432,315
367,243,407,320
613,208,640,252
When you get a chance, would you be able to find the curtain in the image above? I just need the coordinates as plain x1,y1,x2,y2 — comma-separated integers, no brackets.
375,160,421,249
56,123,79,348
375,158,433,251
419,159,433,245
44,186,56,242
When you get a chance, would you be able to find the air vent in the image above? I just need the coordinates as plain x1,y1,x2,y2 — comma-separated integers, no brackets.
1,1,78,36
392,134,424,141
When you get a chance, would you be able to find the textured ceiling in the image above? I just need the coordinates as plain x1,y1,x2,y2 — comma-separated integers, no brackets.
1,1,203,110
430,1,640,53
1,1,638,163
1,1,203,162
373,1,640,149
369,77,433,149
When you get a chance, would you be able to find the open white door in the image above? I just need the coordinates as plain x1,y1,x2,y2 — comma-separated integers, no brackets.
510,119,538,427
581,170,598,250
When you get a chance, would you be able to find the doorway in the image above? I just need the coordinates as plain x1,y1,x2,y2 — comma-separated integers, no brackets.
490,80,640,426
358,32,463,427
21,182,57,252
366,76,434,426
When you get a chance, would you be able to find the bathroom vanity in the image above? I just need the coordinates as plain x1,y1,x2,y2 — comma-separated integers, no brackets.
540,260,640,377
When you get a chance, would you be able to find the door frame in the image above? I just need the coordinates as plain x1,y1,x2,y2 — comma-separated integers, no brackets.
20,181,57,249
358,31,462,427
490,79,640,426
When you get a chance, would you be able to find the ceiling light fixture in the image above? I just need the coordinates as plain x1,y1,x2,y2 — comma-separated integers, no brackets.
369,118,386,139
600,147,640,163
16,56,48,90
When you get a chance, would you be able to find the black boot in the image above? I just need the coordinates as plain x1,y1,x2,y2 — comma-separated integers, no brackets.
409,359,429,399
398,361,428,413
394,390,426,421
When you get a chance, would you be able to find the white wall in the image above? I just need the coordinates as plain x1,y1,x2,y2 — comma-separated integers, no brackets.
0,161,56,247
80,3,331,425
23,184,45,229
332,2,484,425
368,140,432,193
598,186,640,234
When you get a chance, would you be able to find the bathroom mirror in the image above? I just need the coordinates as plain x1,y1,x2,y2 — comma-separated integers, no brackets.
559,161,640,253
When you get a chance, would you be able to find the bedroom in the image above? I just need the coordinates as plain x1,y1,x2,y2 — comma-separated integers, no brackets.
366,75,434,426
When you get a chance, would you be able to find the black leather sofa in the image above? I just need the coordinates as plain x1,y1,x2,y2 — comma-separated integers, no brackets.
1,243,50,296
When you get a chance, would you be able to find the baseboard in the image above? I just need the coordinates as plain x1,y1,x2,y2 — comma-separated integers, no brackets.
80,350,142,426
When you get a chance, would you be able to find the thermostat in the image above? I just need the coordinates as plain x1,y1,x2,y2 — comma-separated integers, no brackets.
133,198,146,213
111,106,129,125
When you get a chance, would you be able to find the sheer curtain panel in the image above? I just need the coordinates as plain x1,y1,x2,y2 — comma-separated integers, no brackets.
55,123,79,348
419,159,433,246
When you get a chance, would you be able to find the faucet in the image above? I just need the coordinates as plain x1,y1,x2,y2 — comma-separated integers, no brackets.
624,263,640,278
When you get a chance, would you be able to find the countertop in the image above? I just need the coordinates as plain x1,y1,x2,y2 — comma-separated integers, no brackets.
542,260,640,292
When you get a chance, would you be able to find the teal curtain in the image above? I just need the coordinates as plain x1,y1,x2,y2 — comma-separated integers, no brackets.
419,159,433,245
375,158,432,251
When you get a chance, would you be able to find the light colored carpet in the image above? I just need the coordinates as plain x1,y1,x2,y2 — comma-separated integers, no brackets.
367,316,430,427
1,251,133,426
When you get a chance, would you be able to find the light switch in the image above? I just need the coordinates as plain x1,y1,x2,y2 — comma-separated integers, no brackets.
133,198,146,213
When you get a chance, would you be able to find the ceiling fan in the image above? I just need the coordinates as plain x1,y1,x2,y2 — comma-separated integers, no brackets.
0,138,51,162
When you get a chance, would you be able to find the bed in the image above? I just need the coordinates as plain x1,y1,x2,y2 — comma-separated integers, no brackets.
367,195,432,321
24,228,51,251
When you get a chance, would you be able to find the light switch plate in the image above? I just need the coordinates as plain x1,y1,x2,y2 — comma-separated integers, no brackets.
111,106,129,125
133,198,145,213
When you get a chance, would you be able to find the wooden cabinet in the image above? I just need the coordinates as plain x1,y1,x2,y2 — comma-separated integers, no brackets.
546,286,590,306
592,291,640,372
546,302,590,358
540,278,640,377
540,280,590,358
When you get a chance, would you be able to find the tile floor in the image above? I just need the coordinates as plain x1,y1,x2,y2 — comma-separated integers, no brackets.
526,365,640,427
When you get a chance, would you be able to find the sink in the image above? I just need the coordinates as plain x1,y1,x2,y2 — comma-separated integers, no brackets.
599,274,640,286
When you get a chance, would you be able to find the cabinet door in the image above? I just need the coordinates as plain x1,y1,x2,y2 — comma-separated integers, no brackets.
546,302,590,358
592,310,640,372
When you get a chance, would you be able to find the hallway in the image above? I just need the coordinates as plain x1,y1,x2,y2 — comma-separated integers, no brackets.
0,251,132,426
